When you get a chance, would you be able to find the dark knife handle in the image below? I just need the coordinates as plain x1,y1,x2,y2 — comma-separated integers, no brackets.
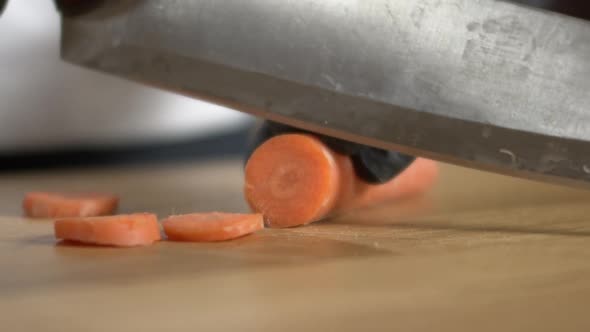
54,0,104,17
0,0,7,17
246,121,415,184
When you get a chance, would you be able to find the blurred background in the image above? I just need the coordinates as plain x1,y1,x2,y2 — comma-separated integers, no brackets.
0,0,255,171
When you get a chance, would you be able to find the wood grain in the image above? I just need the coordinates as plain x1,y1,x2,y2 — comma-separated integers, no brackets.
1,160,590,331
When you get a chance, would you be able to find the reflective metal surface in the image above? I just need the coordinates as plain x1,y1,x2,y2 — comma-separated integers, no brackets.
61,0,590,187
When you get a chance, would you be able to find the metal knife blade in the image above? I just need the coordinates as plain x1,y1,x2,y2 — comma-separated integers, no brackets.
60,0,590,188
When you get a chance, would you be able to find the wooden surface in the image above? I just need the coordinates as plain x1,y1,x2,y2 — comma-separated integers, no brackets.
2,160,590,331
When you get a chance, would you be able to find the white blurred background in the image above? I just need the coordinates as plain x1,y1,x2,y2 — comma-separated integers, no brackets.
0,0,251,153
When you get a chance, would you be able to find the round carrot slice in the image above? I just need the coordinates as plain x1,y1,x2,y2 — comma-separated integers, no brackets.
245,134,438,228
162,212,264,242
54,213,161,247
23,192,119,218
244,134,341,228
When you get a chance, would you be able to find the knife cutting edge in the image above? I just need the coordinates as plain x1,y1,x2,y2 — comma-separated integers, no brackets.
56,0,590,188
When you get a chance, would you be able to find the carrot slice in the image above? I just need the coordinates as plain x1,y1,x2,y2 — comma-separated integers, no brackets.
244,134,341,228
162,212,264,242
244,134,438,228
54,213,161,247
23,192,119,218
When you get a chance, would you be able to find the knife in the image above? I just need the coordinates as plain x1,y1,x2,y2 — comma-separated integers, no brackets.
56,0,590,188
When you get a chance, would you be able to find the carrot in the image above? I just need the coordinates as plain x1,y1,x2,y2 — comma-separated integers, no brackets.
23,192,119,218
244,134,438,228
54,213,161,247
162,212,264,242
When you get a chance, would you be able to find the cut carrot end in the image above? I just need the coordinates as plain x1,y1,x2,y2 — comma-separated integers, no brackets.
23,192,119,218
54,213,160,247
244,134,340,228
162,212,263,242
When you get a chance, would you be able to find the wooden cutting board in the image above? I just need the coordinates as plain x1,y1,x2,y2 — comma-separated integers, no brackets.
1,160,590,331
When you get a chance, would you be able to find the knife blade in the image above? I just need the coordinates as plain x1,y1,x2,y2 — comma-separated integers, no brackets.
59,0,590,188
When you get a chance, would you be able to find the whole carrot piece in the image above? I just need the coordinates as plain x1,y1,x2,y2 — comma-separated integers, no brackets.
244,134,438,228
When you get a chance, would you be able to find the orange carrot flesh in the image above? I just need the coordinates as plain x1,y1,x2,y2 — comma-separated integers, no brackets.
54,213,160,247
334,156,439,211
244,134,341,228
245,134,438,228
23,192,119,218
162,212,264,242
